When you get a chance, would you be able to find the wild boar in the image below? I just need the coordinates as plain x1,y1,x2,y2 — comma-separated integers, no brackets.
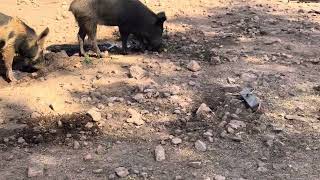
0,12,49,82
69,0,167,57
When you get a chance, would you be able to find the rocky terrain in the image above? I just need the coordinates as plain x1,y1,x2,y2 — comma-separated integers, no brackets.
0,0,320,179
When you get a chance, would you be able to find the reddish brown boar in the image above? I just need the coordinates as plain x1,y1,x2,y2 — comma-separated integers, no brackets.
0,12,49,82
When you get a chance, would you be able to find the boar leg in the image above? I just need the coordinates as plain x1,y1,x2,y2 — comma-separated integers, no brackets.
86,23,103,58
2,47,16,82
77,27,87,57
119,28,129,55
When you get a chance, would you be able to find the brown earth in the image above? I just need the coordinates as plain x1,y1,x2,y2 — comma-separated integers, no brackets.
1,0,320,179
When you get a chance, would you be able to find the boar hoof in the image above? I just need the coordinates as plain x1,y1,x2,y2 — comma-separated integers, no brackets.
8,76,17,83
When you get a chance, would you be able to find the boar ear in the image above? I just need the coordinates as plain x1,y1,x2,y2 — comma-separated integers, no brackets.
37,27,49,45
156,12,167,25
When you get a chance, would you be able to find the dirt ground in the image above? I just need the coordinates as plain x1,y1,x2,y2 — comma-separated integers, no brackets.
1,0,320,179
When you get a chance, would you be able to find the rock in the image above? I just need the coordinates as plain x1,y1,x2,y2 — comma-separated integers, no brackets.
93,169,103,174
188,81,196,86
154,145,166,161
188,161,202,168
228,120,246,129
96,145,104,154
85,122,94,129
129,65,146,79
187,60,201,72
97,103,105,110
203,130,213,137
214,175,226,180
87,108,101,122
171,137,182,145
196,103,212,118
17,137,25,144
133,93,144,103
74,141,80,149
115,167,129,177
227,77,236,84
108,173,116,179
211,56,221,64
83,154,93,161
96,73,103,80
126,108,144,126
195,140,207,152
175,175,183,180
27,165,44,178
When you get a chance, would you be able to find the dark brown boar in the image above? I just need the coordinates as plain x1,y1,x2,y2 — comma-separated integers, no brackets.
69,0,167,57
0,12,49,82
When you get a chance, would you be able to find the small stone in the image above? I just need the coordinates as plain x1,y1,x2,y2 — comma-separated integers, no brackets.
175,175,183,180
96,145,104,154
5,155,14,161
174,109,181,114
115,167,129,177
188,161,202,168
126,108,144,126
97,103,105,110
74,141,80,149
228,120,246,129
27,165,44,178
87,108,101,122
17,137,25,144
96,73,103,79
171,137,182,145
83,154,93,161
129,65,146,79
108,173,116,179
187,60,201,72
133,93,144,103
196,103,212,118
188,81,196,86
214,175,226,180
227,77,236,84
195,140,207,152
155,145,166,161
203,131,213,137
93,169,103,174
85,122,94,129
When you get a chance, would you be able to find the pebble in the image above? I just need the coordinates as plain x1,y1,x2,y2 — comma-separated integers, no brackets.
133,93,144,103
115,167,130,177
83,154,93,161
228,120,246,129
73,141,80,149
214,175,226,180
96,145,104,154
27,165,44,178
187,60,201,72
17,137,25,144
126,108,144,126
155,145,166,161
196,103,212,117
93,169,103,174
171,137,182,145
129,65,146,79
188,161,202,168
87,108,102,122
195,140,207,152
